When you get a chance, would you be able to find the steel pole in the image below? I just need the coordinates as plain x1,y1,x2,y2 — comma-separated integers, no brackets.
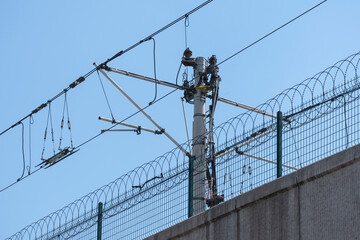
97,202,103,240
192,57,207,215
277,111,283,178
188,156,195,218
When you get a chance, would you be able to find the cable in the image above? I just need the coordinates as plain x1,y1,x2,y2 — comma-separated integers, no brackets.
181,97,191,155
0,168,42,193
17,122,25,181
0,1,214,139
27,115,34,175
149,38,158,105
65,93,74,149
97,70,115,121
104,0,213,64
76,88,179,149
49,103,55,155
217,0,328,66
0,1,214,194
175,62,182,85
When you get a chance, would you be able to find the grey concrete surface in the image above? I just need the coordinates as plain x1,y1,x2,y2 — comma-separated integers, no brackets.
145,144,360,240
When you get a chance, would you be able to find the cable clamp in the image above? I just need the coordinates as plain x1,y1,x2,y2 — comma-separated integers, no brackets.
32,103,47,114
136,126,141,135
235,147,244,155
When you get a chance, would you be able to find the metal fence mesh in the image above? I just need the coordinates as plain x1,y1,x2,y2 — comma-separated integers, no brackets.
6,51,360,240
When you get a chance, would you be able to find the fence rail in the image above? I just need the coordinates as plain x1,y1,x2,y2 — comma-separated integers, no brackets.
6,51,360,240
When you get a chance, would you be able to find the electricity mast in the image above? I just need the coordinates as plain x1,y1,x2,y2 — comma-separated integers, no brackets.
98,48,231,217
182,49,223,215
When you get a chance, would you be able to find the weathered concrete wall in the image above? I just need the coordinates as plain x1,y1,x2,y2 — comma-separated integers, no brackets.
145,144,360,240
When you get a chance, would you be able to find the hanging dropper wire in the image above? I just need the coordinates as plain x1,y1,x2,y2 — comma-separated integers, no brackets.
27,115,34,175
148,37,158,105
65,92,74,149
17,122,25,181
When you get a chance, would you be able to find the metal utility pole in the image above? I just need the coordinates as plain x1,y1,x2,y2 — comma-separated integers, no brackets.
103,48,230,216
192,56,207,215
182,49,224,216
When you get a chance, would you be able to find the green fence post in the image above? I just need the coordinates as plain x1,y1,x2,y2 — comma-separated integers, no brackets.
188,156,194,218
277,111,283,178
97,202,103,240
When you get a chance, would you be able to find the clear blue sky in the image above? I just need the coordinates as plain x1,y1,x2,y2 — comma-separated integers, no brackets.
1,0,359,238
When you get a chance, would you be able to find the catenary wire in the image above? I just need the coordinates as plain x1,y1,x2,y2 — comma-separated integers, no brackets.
0,88,178,193
104,0,213,64
217,0,328,66
0,1,213,193
0,0,213,138
0,0,212,192
0,168,42,193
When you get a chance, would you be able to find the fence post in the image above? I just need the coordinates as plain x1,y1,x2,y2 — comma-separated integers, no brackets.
277,111,283,178
97,202,103,240
188,156,194,218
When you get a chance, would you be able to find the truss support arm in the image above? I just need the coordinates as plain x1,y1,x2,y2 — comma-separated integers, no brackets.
94,63,189,156
106,67,184,90
107,67,276,119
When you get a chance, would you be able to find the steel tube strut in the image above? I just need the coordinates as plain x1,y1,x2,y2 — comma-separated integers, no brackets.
107,67,184,90
235,149,298,170
95,63,188,156
215,121,292,159
99,116,159,134
215,97,276,118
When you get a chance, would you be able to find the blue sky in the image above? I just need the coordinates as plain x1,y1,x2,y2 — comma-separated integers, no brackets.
1,0,359,238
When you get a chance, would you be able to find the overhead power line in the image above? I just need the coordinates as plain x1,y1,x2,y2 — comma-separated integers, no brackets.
104,0,213,64
0,1,214,193
0,0,213,137
217,0,328,66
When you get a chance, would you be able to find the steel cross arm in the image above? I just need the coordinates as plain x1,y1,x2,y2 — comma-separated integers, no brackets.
107,67,276,119
106,67,185,90
94,63,189,156
235,149,298,170
99,116,160,134
207,96,277,119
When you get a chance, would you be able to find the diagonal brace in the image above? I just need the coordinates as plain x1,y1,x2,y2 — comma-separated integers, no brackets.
235,147,298,170
94,63,189,156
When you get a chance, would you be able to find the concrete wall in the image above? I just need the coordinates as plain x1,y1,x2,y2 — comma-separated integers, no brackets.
145,144,360,240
